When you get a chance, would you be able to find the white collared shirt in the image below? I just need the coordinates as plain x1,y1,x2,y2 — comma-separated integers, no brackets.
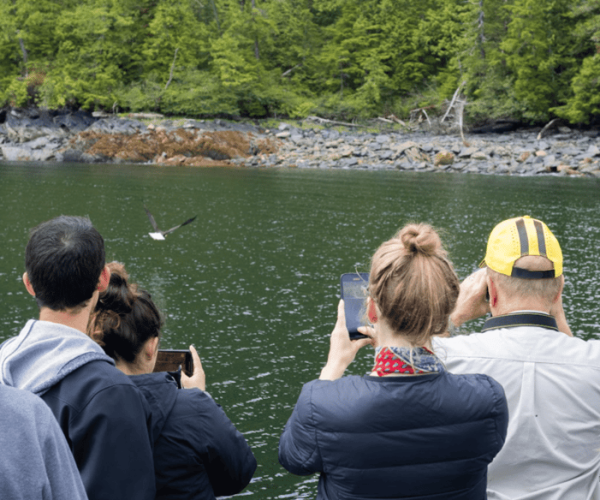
434,320,600,500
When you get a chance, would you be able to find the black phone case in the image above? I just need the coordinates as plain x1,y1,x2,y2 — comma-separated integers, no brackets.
340,273,370,339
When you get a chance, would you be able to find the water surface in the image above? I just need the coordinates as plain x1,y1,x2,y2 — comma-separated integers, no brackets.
1,163,599,498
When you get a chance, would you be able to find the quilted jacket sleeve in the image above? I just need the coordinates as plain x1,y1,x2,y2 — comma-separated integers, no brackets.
196,392,257,496
278,381,323,475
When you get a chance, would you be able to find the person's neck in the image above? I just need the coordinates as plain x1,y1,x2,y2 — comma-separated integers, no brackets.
37,290,99,334
372,320,433,351
115,360,150,376
492,299,551,317
38,306,92,334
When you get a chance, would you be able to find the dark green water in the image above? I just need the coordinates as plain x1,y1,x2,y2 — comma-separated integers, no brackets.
1,162,599,498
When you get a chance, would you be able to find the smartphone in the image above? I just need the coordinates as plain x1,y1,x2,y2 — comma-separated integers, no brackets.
340,273,370,340
154,349,193,376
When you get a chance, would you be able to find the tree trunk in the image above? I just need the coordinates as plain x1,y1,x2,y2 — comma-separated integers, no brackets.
252,0,259,60
17,32,28,77
210,0,221,32
479,0,485,59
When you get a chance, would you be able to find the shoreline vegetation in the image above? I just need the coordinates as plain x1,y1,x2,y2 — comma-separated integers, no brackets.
1,108,600,177
2,0,600,129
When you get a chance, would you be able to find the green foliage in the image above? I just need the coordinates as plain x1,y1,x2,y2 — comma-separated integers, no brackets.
555,55,600,122
39,1,138,109
554,0,600,122
500,0,576,121
142,0,209,79
0,0,598,124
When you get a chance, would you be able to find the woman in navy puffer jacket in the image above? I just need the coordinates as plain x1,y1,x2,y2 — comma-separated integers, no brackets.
89,262,256,500
279,223,508,500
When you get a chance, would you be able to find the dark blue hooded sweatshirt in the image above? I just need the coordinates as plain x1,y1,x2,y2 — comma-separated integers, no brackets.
130,371,257,500
0,320,156,500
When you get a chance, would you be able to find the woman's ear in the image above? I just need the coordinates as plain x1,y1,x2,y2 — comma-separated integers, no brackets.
367,297,378,324
145,336,160,360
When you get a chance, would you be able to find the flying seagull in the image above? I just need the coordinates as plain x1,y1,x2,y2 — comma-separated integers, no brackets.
144,206,197,240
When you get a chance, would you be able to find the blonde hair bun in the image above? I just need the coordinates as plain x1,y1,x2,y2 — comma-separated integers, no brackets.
369,223,459,344
399,224,443,257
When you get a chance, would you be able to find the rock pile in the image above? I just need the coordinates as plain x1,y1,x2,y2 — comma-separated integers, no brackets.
0,109,275,166
237,123,600,178
1,108,600,177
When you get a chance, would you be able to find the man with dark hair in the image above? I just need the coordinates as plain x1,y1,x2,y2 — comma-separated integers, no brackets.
435,216,600,500
0,216,155,500
24,215,106,312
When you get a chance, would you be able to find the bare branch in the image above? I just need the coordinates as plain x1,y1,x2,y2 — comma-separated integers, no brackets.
281,64,302,78
441,81,466,123
164,48,179,91
421,108,432,126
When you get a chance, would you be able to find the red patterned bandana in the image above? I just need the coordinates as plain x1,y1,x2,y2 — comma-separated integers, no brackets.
373,346,443,377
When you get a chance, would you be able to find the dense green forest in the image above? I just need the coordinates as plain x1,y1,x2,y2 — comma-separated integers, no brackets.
2,0,600,124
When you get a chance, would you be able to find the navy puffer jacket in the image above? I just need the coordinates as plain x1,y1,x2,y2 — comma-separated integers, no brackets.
131,372,257,500
279,370,508,500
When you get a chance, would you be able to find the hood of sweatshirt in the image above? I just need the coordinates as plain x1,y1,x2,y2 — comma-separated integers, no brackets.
0,319,115,396
129,372,179,443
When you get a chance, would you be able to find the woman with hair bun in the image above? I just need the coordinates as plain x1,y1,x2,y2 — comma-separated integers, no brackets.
279,224,508,500
89,262,256,500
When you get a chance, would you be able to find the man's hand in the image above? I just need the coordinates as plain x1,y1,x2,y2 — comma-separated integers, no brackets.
319,300,373,381
181,345,206,390
451,269,491,328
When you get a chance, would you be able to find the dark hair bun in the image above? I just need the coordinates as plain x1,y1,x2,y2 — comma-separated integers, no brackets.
399,224,442,256
90,261,163,364
100,262,136,314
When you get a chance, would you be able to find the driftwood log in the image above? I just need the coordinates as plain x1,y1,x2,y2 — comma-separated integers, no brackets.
537,118,562,140
304,116,361,127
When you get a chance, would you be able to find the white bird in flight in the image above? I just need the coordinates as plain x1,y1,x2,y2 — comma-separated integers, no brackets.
144,206,197,240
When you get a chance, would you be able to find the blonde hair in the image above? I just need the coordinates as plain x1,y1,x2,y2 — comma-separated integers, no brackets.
369,223,460,346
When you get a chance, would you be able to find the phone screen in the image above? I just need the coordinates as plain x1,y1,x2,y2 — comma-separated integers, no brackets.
154,349,193,376
340,273,370,339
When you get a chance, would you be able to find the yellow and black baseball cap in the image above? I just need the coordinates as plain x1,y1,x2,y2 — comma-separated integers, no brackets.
480,216,562,279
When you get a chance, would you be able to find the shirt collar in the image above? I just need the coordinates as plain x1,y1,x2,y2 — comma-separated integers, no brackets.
482,312,558,333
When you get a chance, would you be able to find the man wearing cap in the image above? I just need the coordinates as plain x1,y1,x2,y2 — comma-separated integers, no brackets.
434,215,600,500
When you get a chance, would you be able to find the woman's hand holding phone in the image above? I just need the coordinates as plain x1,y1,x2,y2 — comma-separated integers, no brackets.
319,300,373,381
181,345,206,391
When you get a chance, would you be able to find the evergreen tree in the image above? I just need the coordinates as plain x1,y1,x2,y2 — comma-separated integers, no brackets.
142,0,208,79
501,0,576,121
459,0,521,121
0,0,72,106
555,0,600,122
41,0,160,109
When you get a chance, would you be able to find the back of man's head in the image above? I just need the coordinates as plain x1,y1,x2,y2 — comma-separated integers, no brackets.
25,216,105,311
481,216,562,308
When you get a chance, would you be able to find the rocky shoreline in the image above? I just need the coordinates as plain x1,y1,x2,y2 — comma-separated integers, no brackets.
1,108,600,178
